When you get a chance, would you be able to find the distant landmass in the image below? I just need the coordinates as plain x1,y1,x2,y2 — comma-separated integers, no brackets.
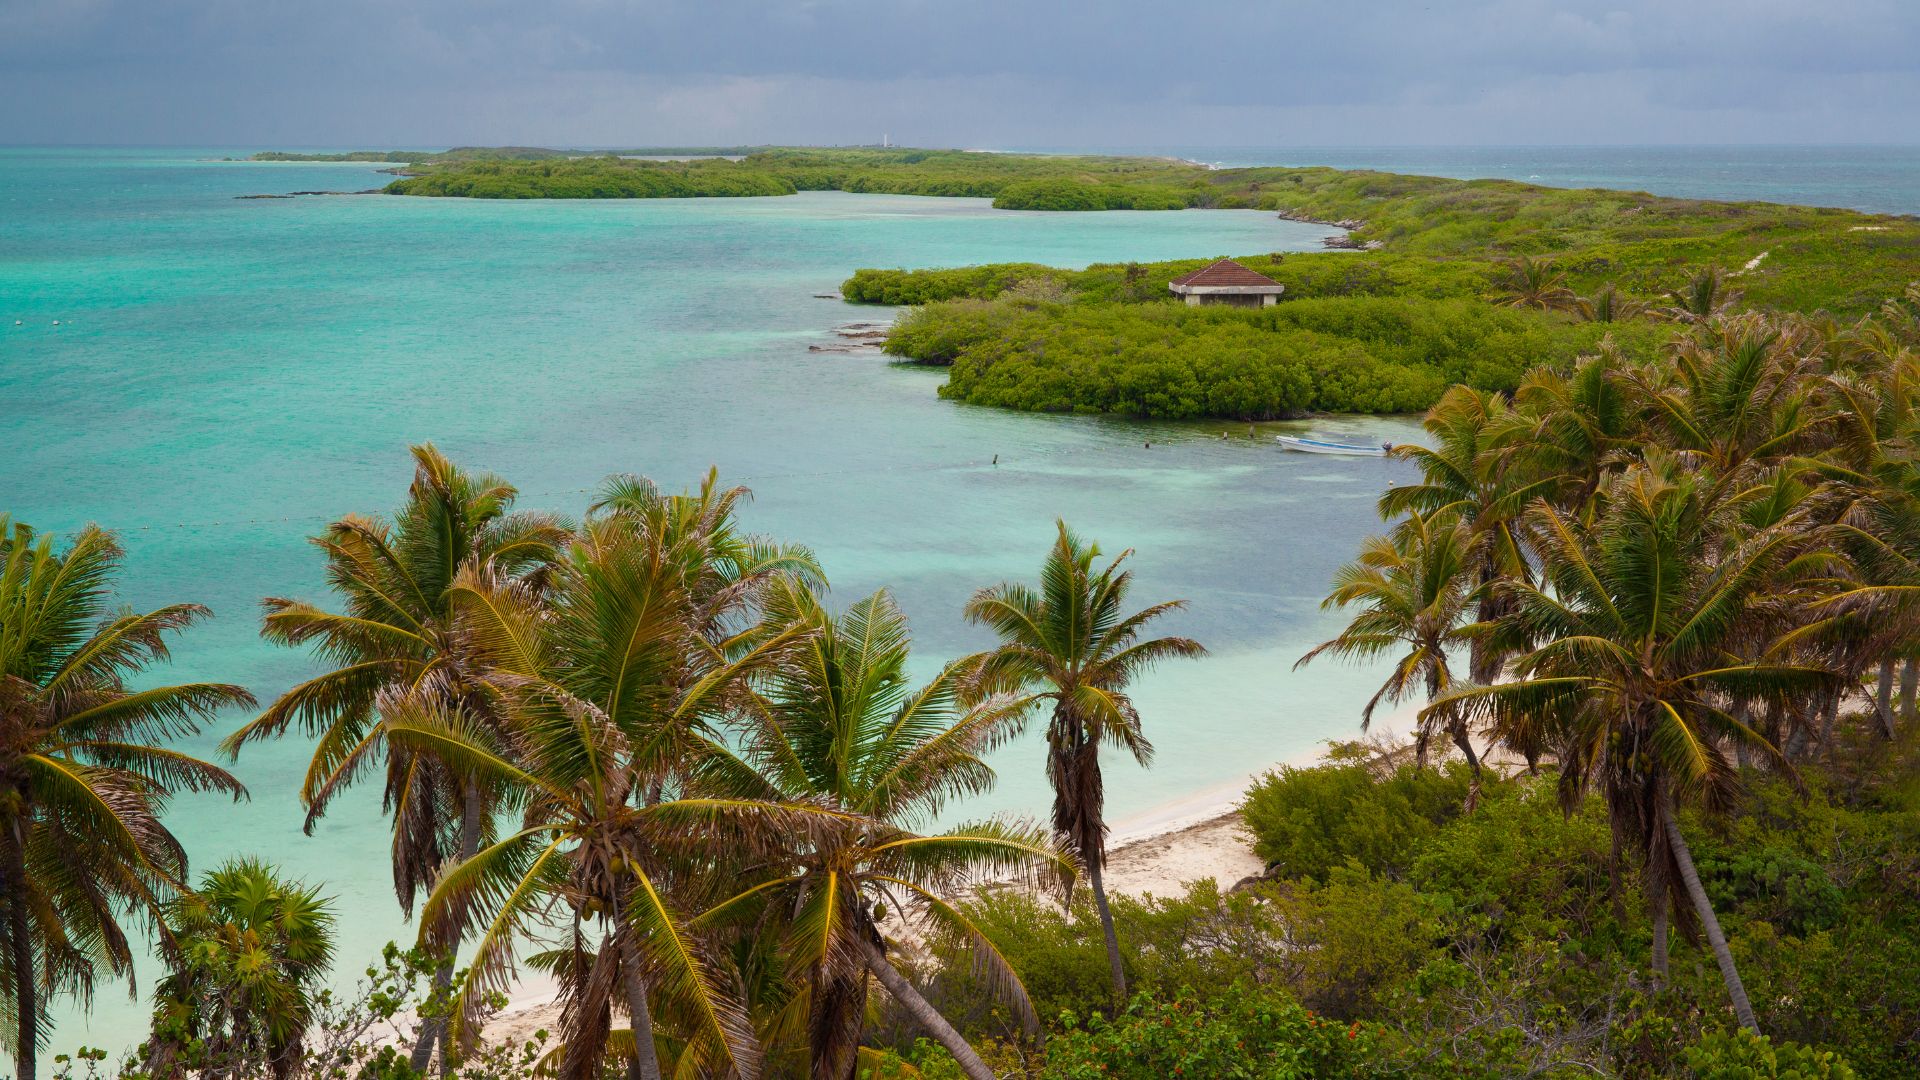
247,145,780,163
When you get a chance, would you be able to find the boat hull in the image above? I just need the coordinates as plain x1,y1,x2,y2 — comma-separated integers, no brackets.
1276,435,1388,457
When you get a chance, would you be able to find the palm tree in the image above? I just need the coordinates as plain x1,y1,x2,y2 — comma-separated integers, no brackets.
0,518,252,1080
1497,254,1577,312
704,585,1069,1080
396,506,814,1080
1428,464,1837,1032
961,521,1204,1005
1663,265,1743,323
1380,387,1559,768
221,444,566,1071
143,859,336,1080
1576,284,1646,323
1625,316,1827,483
1298,511,1488,806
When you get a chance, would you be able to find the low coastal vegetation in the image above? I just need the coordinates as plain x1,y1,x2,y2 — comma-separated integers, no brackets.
12,289,1920,1077
839,166,1920,420
265,144,1920,421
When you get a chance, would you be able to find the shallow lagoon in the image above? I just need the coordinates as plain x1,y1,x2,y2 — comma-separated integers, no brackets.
2,149,1419,1050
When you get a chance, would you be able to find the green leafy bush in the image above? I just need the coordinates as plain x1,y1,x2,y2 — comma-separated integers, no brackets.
1683,1029,1857,1079
1239,752,1478,880
883,292,1662,419
1039,986,1397,1080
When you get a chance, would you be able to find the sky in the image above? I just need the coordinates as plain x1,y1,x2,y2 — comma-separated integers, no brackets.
3,0,1917,148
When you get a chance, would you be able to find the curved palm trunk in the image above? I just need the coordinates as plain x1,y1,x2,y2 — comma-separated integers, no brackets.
411,788,488,1074
1056,729,1126,1003
860,939,993,1080
1085,855,1127,1005
1451,726,1483,813
1663,798,1759,1033
4,822,35,1080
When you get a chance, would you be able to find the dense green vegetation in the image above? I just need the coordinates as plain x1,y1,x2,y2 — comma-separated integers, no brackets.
885,292,1664,417
385,157,797,198
248,146,771,164
15,292,1920,1078
857,239,1918,419
875,749,1907,1078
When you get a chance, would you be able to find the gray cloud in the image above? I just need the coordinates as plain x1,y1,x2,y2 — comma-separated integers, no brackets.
2,1,1916,146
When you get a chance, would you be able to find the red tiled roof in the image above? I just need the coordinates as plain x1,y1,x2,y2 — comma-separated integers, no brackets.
1169,258,1282,289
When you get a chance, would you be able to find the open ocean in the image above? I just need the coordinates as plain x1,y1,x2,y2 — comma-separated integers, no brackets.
2,145,1912,1057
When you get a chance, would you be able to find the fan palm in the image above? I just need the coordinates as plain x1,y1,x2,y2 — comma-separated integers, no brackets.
961,521,1204,1005
220,444,566,1071
143,858,335,1080
1427,464,1837,1032
0,518,252,1080
1298,511,1488,806
704,585,1068,1080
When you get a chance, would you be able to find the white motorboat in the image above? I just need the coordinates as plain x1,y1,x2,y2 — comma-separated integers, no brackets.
1275,435,1391,457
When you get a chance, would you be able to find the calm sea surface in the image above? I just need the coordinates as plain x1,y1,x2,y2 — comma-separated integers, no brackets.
3,145,1912,1056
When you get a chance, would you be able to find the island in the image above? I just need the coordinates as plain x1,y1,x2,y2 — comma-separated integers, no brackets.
245,145,1920,422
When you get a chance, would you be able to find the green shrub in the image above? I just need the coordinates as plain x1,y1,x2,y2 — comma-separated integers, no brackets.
1039,986,1397,1080
1683,1029,1857,1079
882,292,1662,419
1239,752,1478,881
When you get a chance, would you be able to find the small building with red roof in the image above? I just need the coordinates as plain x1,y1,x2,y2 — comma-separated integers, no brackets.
1168,258,1286,308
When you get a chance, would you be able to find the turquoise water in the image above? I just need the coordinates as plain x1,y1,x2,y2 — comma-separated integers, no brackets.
4,148,1417,1056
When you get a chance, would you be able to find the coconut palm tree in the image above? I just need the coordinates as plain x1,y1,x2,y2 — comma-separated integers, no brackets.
1427,463,1837,1032
397,505,817,1080
1510,343,1641,520
1497,255,1577,312
960,521,1204,1005
143,859,336,1080
1381,388,1559,768
703,585,1068,1080
1298,511,1488,806
1625,316,1827,484
220,444,566,1071
0,518,252,1080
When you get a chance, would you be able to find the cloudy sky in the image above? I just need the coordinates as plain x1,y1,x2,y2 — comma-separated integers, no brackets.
3,1,1915,147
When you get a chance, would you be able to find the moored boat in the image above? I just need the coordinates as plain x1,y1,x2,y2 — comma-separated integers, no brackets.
1275,435,1391,457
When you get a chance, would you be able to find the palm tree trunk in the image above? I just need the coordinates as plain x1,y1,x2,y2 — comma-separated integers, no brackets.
614,913,662,1080
411,788,488,1074
621,956,660,1080
1877,657,1897,738
1901,658,1918,728
4,821,35,1080
1084,854,1127,1004
1451,726,1483,812
1663,796,1760,1033
1650,898,1668,991
860,939,993,1080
